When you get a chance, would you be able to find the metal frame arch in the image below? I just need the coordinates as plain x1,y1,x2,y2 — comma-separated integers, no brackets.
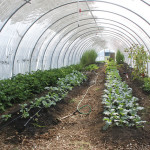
94,22,140,44
56,26,134,68
30,9,150,71
29,17,148,71
0,0,29,32
96,20,147,49
40,18,99,70
11,1,78,76
40,15,143,70
75,32,130,54
55,25,134,68
15,7,150,73
39,9,150,71
88,10,150,49
81,0,150,25
68,31,131,65
72,35,127,65
1,0,150,77
50,26,99,68
44,7,150,69
29,12,92,72
76,35,128,64
64,29,133,66
67,29,133,65
53,24,136,67
73,32,130,62
72,32,131,65
57,15,146,65
140,0,150,6
95,18,148,50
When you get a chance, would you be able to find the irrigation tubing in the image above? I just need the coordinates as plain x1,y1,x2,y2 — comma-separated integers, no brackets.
77,71,99,114
0,70,99,128
0,114,22,130
59,71,99,120
24,107,43,127
0,107,43,130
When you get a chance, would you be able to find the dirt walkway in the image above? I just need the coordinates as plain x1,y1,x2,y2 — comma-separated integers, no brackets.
1,64,150,150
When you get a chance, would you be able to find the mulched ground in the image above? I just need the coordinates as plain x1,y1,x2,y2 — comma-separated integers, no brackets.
0,63,150,150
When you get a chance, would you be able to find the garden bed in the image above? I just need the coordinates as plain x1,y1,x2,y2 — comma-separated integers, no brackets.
0,63,150,150
118,63,150,132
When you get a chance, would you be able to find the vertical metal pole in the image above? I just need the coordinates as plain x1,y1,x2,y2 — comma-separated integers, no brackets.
104,49,105,61
77,0,79,27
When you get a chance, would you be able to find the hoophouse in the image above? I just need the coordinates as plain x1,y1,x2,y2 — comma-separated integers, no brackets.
0,0,150,78
1,1,150,149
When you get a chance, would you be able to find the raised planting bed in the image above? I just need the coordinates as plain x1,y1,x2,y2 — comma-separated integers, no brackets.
102,61,146,130
0,70,87,127
0,64,83,113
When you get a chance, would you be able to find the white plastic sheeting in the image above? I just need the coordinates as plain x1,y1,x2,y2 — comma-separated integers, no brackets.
0,0,150,79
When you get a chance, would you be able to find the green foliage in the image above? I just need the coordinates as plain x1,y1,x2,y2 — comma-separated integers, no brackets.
85,64,99,71
102,63,146,130
80,50,98,66
0,64,84,112
116,50,125,64
109,57,113,62
1,114,11,121
3,71,86,120
96,61,105,63
105,60,117,73
124,44,150,80
143,77,150,93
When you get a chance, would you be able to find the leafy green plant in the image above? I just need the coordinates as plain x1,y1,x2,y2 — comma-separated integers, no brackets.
124,44,150,80
102,62,146,130
116,50,125,64
2,70,87,120
143,77,150,93
0,64,84,112
105,60,117,73
85,64,99,71
80,50,98,66
1,114,12,121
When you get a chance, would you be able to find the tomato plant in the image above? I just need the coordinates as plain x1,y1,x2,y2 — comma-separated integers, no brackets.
124,44,150,80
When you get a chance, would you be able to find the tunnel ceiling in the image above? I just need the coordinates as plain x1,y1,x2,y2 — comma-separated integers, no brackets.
0,0,150,79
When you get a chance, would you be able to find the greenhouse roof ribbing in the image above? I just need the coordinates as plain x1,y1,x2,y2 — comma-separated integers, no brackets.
0,0,150,79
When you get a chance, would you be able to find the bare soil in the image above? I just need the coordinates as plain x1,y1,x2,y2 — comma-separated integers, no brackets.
0,63,150,150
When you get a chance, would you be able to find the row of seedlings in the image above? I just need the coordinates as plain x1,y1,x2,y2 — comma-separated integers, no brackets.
102,61,146,130
1,70,87,122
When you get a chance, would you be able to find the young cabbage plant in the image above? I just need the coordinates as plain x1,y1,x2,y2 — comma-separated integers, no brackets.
102,61,146,130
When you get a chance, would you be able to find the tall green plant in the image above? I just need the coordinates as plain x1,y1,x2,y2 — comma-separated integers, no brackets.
124,44,150,80
80,50,98,66
116,50,125,64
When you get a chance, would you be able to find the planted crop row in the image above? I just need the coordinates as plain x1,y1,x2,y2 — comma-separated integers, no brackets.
102,61,146,130
1,70,87,121
0,64,83,112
